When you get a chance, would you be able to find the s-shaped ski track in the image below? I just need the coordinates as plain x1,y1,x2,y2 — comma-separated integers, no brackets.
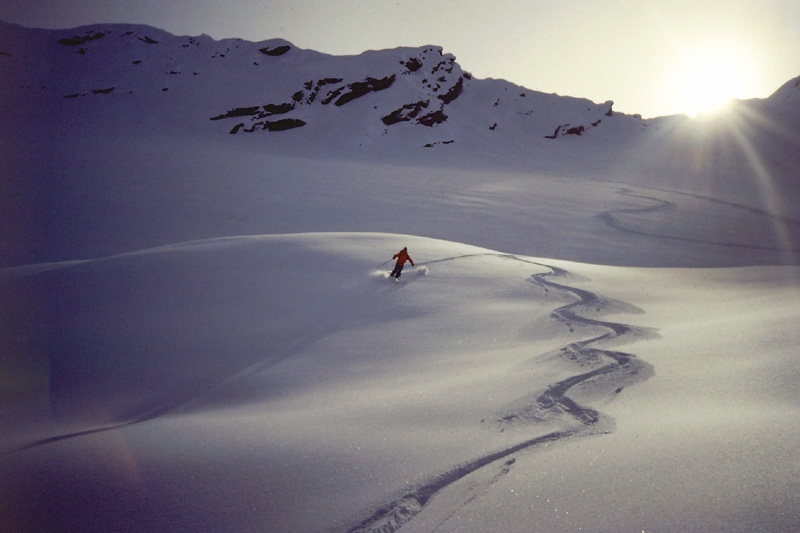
347,255,655,533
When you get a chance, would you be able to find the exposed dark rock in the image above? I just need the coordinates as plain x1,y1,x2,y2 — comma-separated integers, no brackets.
334,75,396,106
259,45,291,56
417,109,447,126
210,106,261,120
546,124,586,138
321,87,343,105
139,36,158,44
431,58,455,75
424,139,455,147
545,124,568,139
292,90,304,102
401,57,423,72
382,100,429,125
0,51,12,57
261,102,294,116
58,32,105,46
309,78,344,104
265,118,306,131
92,87,114,94
438,76,464,104
228,118,305,133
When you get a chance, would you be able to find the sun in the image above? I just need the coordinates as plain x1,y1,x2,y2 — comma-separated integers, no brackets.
670,42,755,117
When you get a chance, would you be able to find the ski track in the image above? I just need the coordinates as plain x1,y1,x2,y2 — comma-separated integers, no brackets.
3,380,228,454
3,329,333,456
346,256,654,533
599,187,800,254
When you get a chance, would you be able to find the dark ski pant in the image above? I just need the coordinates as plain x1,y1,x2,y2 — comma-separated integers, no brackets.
391,263,405,278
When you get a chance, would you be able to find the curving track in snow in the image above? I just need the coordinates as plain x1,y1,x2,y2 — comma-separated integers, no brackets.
347,258,654,533
599,187,800,255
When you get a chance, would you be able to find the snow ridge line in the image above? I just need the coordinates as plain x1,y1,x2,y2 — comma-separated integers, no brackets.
346,257,654,533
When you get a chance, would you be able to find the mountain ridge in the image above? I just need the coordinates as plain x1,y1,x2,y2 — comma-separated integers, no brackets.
1,20,799,183
0,20,667,150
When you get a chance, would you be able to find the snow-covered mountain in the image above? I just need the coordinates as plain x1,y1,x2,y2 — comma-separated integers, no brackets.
3,20,799,169
0,21,628,147
3,20,798,183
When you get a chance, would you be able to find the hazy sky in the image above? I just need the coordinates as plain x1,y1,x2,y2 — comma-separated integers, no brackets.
2,0,798,118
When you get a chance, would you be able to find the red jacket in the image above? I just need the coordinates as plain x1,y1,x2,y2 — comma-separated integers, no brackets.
393,248,414,266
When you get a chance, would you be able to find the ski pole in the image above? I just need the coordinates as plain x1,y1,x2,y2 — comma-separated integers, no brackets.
375,258,393,270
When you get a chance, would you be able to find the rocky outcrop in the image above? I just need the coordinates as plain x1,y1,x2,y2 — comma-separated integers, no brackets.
58,32,106,46
211,102,296,122
333,75,396,106
382,100,429,125
211,43,469,136
213,73,402,133
545,124,587,138
544,101,615,139
401,57,423,73
210,106,261,120
228,118,306,134
437,76,464,104
259,45,290,56
417,109,448,127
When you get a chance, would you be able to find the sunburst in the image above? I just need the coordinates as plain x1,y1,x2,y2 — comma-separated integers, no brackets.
670,41,757,117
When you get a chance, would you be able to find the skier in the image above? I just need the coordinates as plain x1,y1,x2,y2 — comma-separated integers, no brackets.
390,247,414,279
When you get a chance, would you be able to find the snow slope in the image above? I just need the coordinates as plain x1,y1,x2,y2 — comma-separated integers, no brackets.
2,22,800,532
3,234,798,531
